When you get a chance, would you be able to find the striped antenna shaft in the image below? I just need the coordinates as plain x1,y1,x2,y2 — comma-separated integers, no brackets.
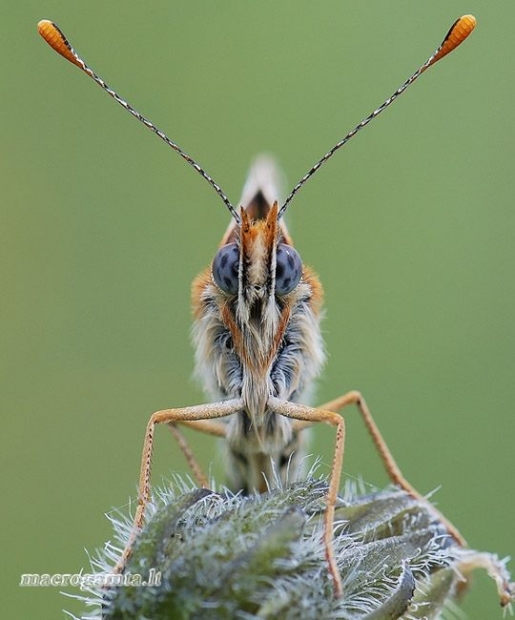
279,15,476,218
37,20,240,223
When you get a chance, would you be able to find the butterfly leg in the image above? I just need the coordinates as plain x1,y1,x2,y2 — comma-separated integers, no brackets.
113,398,244,575
318,389,466,546
166,419,228,488
268,396,346,598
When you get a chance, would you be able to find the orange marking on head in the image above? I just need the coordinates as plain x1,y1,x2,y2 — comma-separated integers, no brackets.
303,266,324,315
37,20,82,68
264,202,280,249
239,202,280,290
279,224,294,246
220,302,250,367
191,267,212,319
270,303,292,364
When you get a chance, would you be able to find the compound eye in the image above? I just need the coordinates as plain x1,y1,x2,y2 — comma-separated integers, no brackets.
212,243,239,294
275,244,302,295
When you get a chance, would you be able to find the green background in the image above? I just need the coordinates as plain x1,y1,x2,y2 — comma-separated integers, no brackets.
2,1,513,618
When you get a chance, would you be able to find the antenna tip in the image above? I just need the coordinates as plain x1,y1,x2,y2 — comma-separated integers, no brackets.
460,14,477,30
457,15,477,42
37,19,82,68
37,19,60,45
37,19,51,33
431,14,476,66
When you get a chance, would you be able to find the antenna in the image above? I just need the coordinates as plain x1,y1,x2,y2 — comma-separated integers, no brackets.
278,15,476,218
37,19,240,223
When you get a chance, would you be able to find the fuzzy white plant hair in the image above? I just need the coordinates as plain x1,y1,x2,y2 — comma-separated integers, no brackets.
64,476,513,620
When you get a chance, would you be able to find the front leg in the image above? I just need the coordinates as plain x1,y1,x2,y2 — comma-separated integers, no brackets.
268,396,346,598
318,390,466,546
166,418,229,488
114,398,244,575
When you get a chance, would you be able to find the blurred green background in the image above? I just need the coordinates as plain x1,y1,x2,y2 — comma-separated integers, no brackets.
2,1,513,617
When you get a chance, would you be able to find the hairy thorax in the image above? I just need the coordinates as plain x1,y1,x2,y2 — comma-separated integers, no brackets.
192,259,325,491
